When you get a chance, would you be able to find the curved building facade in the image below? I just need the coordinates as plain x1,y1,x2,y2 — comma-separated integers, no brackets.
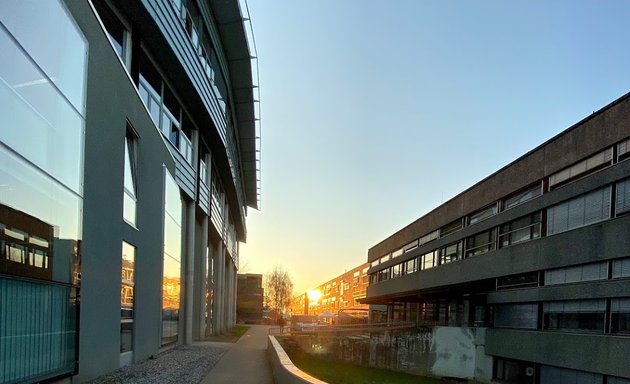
365,94,630,383
0,0,260,382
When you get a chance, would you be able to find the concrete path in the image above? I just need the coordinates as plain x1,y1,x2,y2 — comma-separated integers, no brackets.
200,325,274,384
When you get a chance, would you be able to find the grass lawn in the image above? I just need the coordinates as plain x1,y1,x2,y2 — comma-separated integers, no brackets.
285,346,445,384
204,325,250,343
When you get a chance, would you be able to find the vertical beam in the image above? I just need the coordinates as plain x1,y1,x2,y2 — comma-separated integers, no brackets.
184,200,195,344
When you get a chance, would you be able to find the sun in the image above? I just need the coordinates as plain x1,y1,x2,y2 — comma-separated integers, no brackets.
307,289,322,303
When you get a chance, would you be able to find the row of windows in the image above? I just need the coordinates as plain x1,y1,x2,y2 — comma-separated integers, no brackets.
374,138,630,266
370,178,630,284
494,359,630,384
494,297,630,335
496,257,630,292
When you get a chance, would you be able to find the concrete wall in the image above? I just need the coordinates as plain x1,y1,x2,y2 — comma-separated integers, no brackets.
64,1,177,381
291,326,492,382
267,336,326,384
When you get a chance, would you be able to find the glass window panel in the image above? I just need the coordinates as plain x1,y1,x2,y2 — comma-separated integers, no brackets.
616,179,630,215
547,187,611,235
0,0,87,113
613,258,630,279
540,365,602,384
494,303,537,329
162,170,182,346
123,192,136,227
0,28,84,195
469,204,498,225
503,184,542,210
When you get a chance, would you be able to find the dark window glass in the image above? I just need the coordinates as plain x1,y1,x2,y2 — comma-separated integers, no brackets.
469,204,498,225
611,299,630,335
496,272,538,290
439,242,462,265
440,219,462,237
503,184,541,211
465,228,496,257
499,212,541,248
543,300,605,332
547,187,611,235
616,178,630,216
494,303,538,329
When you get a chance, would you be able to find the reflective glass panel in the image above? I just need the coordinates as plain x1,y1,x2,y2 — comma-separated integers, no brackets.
0,0,87,113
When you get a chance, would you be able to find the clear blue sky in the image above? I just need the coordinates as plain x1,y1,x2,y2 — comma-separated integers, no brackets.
239,0,630,294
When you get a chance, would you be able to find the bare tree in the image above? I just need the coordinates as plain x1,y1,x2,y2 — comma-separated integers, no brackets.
265,265,293,319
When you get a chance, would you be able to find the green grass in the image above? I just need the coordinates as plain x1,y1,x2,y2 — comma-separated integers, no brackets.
285,346,445,384
230,324,250,341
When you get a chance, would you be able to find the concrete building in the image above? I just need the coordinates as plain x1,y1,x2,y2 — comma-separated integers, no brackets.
236,273,263,323
364,93,630,383
0,0,260,382
292,263,370,320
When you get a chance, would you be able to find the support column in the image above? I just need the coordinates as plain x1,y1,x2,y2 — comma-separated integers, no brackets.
193,216,209,340
213,242,225,335
184,200,195,345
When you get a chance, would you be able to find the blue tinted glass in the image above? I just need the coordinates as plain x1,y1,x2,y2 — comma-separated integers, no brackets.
0,0,87,113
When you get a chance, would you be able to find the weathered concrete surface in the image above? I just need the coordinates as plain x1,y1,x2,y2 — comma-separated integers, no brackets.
200,325,273,384
268,336,327,384
292,325,492,382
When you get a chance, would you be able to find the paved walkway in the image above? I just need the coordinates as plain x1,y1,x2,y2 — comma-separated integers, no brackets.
200,324,274,384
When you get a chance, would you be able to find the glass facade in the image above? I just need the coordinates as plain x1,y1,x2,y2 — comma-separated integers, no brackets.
162,169,182,345
0,1,86,382
121,242,135,353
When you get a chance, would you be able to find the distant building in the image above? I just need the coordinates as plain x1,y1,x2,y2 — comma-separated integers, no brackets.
364,93,630,383
237,273,264,323
292,263,370,320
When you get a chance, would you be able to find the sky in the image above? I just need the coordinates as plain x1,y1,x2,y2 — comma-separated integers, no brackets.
239,0,630,295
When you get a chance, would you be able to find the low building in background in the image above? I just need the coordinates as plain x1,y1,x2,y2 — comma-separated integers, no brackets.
236,273,264,324
364,93,630,383
292,262,370,324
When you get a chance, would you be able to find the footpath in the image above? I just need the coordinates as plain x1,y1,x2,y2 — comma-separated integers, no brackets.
200,324,274,384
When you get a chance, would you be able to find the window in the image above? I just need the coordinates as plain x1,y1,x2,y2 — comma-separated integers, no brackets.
123,130,137,227
549,148,613,189
404,258,417,275
468,204,498,225
611,298,630,334
616,178,630,216
499,212,541,247
618,138,630,162
465,228,496,257
503,183,542,210
93,1,131,68
121,242,135,353
162,169,182,346
547,186,611,235
403,240,418,253
392,247,404,259
391,263,401,279
439,242,462,265
440,219,463,237
612,258,630,279
494,303,538,329
377,268,390,283
421,251,437,270
496,272,538,290
545,262,607,286
418,230,439,246
543,300,605,332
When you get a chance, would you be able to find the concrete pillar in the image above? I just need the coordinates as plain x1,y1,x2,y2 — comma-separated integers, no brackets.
192,216,208,340
184,200,195,345
213,242,225,335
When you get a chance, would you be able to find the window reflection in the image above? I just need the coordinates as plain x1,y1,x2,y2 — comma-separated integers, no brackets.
121,242,135,353
162,169,182,345
0,0,87,113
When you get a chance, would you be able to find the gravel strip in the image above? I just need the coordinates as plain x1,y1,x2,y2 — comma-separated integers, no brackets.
86,344,228,384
